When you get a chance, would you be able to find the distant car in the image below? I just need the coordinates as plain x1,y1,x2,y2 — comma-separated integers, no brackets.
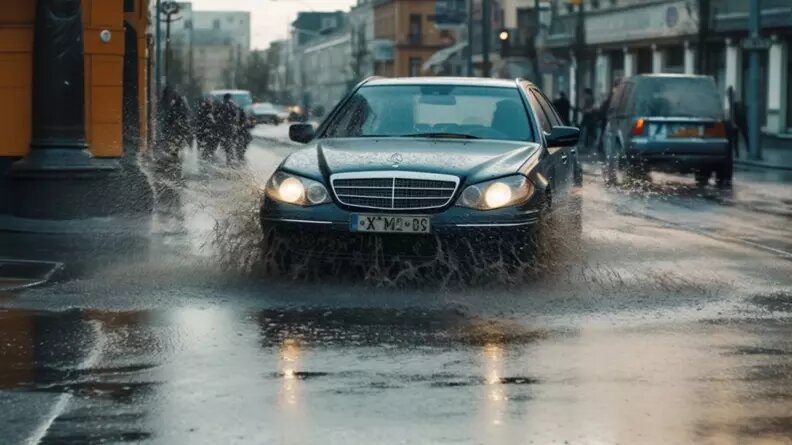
602,74,731,187
247,102,282,125
260,77,582,263
275,106,290,123
287,105,307,122
207,89,253,109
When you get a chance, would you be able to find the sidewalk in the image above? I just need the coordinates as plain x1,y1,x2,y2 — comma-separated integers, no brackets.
734,136,792,171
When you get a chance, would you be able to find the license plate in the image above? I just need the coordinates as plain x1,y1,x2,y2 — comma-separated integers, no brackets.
351,214,431,234
669,126,702,138
651,124,703,139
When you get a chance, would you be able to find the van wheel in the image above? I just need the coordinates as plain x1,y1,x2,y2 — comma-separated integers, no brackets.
695,170,711,187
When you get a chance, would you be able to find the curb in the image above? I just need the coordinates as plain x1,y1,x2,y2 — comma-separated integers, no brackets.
734,159,792,171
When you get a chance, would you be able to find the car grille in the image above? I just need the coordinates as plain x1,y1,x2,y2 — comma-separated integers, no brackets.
330,172,460,210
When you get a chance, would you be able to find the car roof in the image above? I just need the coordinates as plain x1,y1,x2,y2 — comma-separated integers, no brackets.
363,77,525,88
208,89,251,95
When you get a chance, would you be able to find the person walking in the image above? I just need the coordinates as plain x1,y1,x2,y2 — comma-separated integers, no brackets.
552,91,571,126
195,97,218,161
579,88,597,151
216,93,241,165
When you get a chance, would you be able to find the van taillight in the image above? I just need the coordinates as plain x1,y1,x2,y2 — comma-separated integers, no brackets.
631,118,646,136
704,121,727,138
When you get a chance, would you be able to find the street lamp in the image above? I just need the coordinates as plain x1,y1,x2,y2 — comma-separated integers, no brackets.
160,1,181,90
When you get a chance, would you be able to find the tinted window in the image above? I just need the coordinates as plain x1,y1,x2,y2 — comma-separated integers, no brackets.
323,85,535,141
532,89,563,127
633,77,723,118
525,90,551,132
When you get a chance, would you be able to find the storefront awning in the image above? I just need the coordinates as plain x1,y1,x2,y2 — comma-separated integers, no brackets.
423,42,468,72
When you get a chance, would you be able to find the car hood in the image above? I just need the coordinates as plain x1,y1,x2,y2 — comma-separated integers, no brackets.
280,137,541,184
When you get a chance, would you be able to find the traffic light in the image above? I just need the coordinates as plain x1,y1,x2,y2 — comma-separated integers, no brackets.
498,28,510,57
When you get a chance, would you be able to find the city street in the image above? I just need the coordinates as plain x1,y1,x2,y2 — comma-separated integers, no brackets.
1,128,791,444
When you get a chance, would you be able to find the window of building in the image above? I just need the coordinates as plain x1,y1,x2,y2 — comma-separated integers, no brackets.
409,57,422,76
409,14,422,45
124,0,134,12
591,0,600,8
213,19,221,30
184,20,192,30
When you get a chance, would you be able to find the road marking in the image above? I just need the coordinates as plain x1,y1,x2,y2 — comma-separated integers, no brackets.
25,319,106,445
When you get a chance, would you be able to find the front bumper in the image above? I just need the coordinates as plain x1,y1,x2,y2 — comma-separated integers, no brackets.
260,195,542,234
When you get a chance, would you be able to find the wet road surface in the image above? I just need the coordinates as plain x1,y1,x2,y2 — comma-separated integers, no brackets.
1,135,791,444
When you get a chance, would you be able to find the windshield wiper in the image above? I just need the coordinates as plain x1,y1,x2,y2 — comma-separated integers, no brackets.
404,132,480,139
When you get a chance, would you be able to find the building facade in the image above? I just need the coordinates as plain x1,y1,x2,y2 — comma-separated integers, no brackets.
543,0,792,141
374,0,458,77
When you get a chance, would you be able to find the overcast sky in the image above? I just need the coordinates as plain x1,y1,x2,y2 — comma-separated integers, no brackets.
191,0,357,49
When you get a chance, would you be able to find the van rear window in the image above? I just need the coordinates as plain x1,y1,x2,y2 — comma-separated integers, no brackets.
633,77,723,119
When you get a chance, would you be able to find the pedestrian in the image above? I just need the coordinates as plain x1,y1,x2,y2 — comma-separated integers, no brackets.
596,79,621,160
579,88,597,151
195,97,218,161
553,91,571,126
235,107,253,162
734,101,749,156
217,93,241,165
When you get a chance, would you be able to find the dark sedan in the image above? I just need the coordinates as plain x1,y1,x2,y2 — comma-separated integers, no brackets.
260,77,581,262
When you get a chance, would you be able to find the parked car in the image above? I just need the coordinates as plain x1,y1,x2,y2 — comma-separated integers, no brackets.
259,77,582,263
206,89,253,109
247,102,282,125
602,74,731,187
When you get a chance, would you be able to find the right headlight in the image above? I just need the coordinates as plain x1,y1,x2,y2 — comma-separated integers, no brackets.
456,175,535,210
264,171,331,206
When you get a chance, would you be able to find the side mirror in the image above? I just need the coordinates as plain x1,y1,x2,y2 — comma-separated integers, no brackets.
546,126,579,147
289,123,315,143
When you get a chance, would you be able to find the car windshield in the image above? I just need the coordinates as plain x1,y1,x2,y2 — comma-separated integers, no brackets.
633,77,723,118
323,85,535,141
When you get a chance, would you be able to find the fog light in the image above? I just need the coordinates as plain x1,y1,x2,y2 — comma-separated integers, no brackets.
484,182,512,209
306,183,328,204
278,177,304,203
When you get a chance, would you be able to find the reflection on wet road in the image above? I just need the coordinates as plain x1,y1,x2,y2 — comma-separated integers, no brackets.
2,305,791,444
1,139,791,444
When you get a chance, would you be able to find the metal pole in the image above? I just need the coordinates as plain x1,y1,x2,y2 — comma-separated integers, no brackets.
747,0,762,160
467,0,473,76
533,0,543,88
165,15,172,87
482,0,491,77
155,0,162,97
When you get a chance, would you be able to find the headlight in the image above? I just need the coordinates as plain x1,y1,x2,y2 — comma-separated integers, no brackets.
265,172,331,206
457,175,534,210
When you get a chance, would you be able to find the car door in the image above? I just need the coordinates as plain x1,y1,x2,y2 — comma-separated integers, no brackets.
534,89,579,187
526,88,573,197
525,88,571,198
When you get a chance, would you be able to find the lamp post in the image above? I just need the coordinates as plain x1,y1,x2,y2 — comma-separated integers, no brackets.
160,1,181,90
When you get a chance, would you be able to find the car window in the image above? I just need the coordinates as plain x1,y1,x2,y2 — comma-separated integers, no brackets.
323,85,535,141
532,89,563,127
525,89,552,133
633,77,723,118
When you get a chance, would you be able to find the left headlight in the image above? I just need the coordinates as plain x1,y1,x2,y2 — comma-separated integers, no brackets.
265,171,331,206
456,175,535,210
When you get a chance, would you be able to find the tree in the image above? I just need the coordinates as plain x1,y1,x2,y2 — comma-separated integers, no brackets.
239,50,269,102
349,24,369,84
